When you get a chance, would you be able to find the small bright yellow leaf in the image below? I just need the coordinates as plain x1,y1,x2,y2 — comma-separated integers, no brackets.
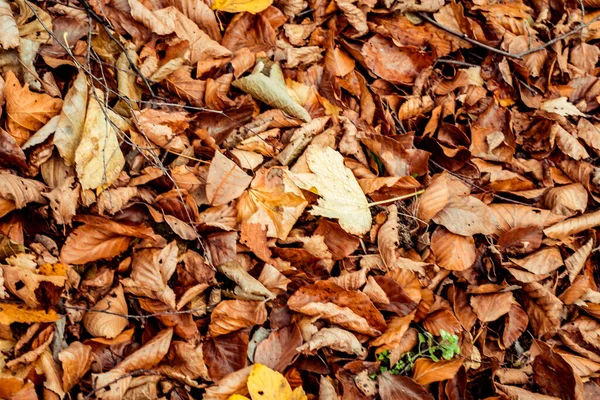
247,363,293,400
212,0,273,14
228,395,250,400
0,303,59,325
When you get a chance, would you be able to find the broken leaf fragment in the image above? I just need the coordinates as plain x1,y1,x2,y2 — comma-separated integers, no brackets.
289,145,371,235
233,61,311,122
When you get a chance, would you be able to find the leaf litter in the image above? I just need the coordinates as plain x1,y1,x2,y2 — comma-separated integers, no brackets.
0,0,599,398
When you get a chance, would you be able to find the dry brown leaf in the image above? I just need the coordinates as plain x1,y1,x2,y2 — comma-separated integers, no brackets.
60,226,132,264
0,173,46,209
470,292,515,322
288,281,386,336
240,221,272,262
543,183,588,217
58,341,93,392
297,327,366,357
432,195,498,236
362,35,433,85
206,151,252,206
121,242,178,308
415,172,468,222
237,167,307,240
254,323,303,372
378,373,434,400
209,300,267,337
522,282,563,337
4,71,63,145
565,238,594,282
412,358,462,385
544,210,600,239
218,260,274,299
509,247,563,275
93,328,173,399
431,226,476,271
502,304,529,349
83,285,129,338
43,176,80,225
0,303,58,325
164,214,198,240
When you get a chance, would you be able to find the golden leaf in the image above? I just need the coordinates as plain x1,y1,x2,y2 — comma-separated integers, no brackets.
0,303,58,325
212,0,273,14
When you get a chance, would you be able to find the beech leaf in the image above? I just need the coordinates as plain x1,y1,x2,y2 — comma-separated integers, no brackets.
233,61,311,122
289,144,371,235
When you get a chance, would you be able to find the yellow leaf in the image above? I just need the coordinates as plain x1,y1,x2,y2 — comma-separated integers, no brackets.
291,386,308,400
247,363,293,400
228,395,251,400
212,0,273,14
75,88,125,190
0,303,59,325
288,145,372,235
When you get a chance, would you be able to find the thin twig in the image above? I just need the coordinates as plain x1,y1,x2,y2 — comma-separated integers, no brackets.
417,12,520,59
63,304,206,320
77,0,158,97
417,12,600,60
429,160,533,206
517,14,600,57
368,190,425,207
435,59,479,68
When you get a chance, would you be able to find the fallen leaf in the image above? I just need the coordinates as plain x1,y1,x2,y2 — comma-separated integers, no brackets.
209,300,268,337
378,372,434,400
58,342,93,392
4,71,63,146
74,88,125,190
541,97,585,117
431,226,476,271
254,324,303,372
412,358,462,385
212,0,273,13
207,151,253,206
83,285,129,338
237,167,308,240
0,173,46,209
0,303,58,325
204,331,250,381
297,327,366,357
289,145,371,235
0,0,19,49
54,70,88,165
470,292,515,322
233,61,311,122
287,281,386,336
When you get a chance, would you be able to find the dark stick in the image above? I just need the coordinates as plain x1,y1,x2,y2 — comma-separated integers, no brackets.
417,12,520,59
417,12,600,60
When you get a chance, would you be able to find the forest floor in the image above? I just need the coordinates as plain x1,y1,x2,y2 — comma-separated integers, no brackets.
0,0,600,399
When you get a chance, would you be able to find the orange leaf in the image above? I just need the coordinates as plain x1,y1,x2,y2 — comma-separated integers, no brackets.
4,71,63,145
412,358,462,385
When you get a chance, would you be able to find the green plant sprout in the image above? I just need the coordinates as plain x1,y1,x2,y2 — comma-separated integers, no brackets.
371,329,461,378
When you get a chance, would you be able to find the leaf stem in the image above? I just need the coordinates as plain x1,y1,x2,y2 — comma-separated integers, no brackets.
367,190,425,207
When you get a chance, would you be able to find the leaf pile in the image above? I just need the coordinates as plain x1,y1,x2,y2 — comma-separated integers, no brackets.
0,0,600,398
